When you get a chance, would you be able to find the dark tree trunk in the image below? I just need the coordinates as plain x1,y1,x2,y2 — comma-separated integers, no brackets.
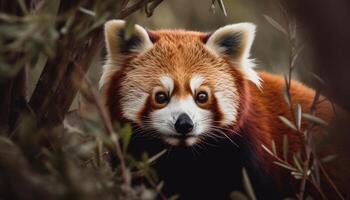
286,0,350,112
0,1,27,134
29,31,103,125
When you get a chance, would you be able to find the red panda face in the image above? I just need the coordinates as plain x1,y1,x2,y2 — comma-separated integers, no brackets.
100,20,260,146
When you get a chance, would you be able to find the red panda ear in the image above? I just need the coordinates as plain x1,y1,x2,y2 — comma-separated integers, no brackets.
205,23,261,86
100,20,154,88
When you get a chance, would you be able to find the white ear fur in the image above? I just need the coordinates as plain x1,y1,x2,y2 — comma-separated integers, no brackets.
205,23,261,87
99,19,153,89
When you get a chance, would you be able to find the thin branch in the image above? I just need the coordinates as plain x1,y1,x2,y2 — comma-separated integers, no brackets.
75,63,130,187
318,160,345,200
118,0,149,18
145,0,164,17
298,91,319,200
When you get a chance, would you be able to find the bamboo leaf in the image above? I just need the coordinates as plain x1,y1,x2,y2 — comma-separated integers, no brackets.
283,85,291,107
289,19,297,40
291,43,305,67
282,75,291,107
231,191,250,200
291,171,303,179
210,0,216,14
295,104,302,130
261,144,274,156
78,7,96,17
271,140,277,155
263,15,288,35
283,134,289,161
312,73,327,86
302,113,328,127
120,124,133,152
217,0,227,16
273,161,297,171
279,116,297,131
147,149,167,164
17,0,28,14
242,168,257,200
312,159,321,185
293,154,303,172
321,154,338,163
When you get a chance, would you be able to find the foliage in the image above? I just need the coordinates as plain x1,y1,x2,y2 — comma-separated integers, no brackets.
0,0,167,199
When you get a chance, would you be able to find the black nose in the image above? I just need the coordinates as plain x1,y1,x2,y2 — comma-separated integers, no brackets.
175,113,194,135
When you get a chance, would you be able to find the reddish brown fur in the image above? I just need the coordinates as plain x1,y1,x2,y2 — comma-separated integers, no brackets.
104,28,344,198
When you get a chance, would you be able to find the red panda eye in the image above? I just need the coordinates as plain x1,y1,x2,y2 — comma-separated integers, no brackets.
196,91,208,104
155,92,169,105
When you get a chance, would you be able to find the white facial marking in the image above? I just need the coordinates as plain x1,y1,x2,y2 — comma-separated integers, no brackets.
159,75,174,94
190,75,204,94
150,96,212,138
165,137,180,146
121,91,148,122
185,137,198,146
214,89,239,126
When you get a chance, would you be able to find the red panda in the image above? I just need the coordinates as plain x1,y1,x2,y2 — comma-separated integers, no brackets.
100,20,344,199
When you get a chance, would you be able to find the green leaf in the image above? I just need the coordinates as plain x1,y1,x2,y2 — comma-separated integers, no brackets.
263,15,288,36
120,124,132,152
279,116,297,131
242,168,257,200
283,134,289,161
141,152,150,164
294,104,302,130
302,113,328,127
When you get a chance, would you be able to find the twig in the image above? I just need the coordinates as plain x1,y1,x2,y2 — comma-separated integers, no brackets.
146,178,168,200
308,179,327,200
318,160,345,200
75,62,130,187
118,0,149,18
145,0,164,17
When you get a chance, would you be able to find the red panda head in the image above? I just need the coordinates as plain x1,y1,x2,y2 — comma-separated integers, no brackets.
100,20,260,146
